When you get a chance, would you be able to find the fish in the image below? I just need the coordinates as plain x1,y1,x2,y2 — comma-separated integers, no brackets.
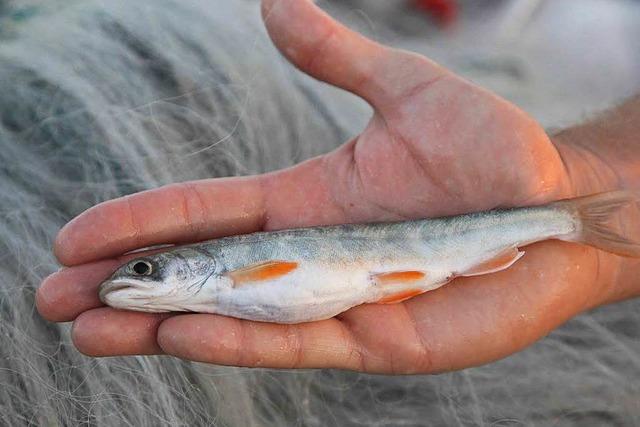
98,191,640,324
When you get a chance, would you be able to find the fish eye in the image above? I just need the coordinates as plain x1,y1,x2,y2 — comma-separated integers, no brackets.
131,260,153,276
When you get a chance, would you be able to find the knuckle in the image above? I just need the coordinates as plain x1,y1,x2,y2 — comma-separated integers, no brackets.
304,27,338,77
176,182,207,236
286,325,305,369
338,321,366,372
123,195,144,244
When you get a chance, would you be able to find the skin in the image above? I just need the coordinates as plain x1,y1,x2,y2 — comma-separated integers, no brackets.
36,0,640,374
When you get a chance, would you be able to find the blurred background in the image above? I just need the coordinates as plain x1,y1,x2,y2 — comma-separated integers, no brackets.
2,0,640,127
1,1,639,426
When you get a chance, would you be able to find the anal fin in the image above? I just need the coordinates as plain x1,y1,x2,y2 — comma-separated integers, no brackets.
461,247,524,277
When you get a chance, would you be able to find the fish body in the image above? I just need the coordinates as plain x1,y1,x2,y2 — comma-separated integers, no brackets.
99,191,639,323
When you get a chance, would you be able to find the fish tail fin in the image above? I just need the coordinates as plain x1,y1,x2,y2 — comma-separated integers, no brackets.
555,191,640,257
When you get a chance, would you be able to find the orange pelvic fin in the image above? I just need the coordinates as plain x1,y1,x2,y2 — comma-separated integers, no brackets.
461,247,524,277
228,261,298,286
372,270,428,304
377,289,425,304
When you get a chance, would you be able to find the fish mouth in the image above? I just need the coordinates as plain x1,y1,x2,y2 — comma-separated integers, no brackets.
98,280,137,304
97,280,188,313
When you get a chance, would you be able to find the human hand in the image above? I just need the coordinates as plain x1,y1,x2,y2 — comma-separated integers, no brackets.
37,0,625,373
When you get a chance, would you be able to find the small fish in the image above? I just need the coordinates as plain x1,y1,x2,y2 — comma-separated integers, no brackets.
99,191,639,324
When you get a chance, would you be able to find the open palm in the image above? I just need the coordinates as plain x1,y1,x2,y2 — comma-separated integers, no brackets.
37,0,616,373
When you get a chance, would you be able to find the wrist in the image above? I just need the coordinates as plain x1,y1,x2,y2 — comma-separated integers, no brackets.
550,109,640,306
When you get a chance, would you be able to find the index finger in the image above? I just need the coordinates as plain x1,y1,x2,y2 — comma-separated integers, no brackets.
54,157,349,266
55,176,264,266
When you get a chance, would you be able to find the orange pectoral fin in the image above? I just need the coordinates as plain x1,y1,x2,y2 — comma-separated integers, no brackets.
374,271,426,285
461,247,525,277
228,261,298,286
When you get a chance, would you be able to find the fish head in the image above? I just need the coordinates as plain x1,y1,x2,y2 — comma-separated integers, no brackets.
98,247,226,312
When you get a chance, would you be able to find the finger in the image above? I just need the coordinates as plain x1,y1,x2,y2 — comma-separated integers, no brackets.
37,261,119,322
261,0,447,109
54,177,266,266
72,307,168,356
157,315,364,370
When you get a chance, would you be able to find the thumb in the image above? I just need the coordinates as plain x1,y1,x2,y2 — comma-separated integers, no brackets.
261,0,447,109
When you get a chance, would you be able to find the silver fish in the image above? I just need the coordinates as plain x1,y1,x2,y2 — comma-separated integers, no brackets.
99,191,639,323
